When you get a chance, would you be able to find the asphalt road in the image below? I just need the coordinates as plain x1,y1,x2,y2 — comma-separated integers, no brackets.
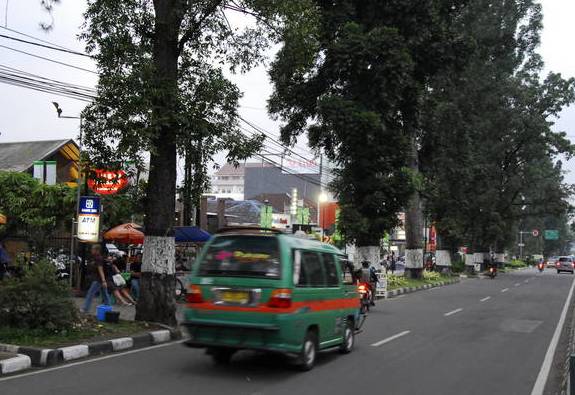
1,268,573,395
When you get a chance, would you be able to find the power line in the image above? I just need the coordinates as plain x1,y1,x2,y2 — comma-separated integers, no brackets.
0,33,92,58
0,25,76,51
0,44,97,73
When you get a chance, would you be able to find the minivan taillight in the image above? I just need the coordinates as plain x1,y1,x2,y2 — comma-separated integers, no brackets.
186,285,204,304
267,289,292,308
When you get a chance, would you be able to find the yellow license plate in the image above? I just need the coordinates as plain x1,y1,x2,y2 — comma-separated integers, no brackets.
221,290,249,304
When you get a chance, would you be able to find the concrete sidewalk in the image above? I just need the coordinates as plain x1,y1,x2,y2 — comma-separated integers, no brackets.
73,298,185,322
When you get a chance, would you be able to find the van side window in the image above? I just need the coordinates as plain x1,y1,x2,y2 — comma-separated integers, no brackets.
322,254,339,287
297,251,325,287
339,257,355,285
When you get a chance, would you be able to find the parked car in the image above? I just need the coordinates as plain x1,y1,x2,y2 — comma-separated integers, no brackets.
183,227,361,371
555,256,575,274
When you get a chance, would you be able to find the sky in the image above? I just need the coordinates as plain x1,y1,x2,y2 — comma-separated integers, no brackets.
0,1,574,182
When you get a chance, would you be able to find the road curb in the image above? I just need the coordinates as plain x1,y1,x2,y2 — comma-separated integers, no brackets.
0,328,180,375
0,354,31,375
383,278,460,299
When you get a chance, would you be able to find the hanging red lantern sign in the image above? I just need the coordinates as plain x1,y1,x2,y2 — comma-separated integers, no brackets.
87,169,129,195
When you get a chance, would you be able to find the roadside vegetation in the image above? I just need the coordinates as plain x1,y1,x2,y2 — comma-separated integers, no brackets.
387,272,452,291
0,261,157,348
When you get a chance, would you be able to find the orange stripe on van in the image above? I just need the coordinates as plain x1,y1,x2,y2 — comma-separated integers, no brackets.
187,298,360,313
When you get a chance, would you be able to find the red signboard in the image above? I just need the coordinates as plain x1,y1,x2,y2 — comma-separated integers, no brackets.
87,169,128,195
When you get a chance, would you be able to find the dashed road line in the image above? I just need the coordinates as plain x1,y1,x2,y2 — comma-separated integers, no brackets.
444,308,463,317
480,296,491,302
371,330,411,347
515,283,521,287
524,280,529,283
501,288,509,293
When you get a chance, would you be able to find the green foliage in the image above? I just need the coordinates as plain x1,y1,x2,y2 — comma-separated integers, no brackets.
421,0,575,252
507,259,527,268
0,171,75,251
0,260,78,331
269,1,469,246
100,181,146,229
451,258,465,274
387,274,408,289
422,270,441,281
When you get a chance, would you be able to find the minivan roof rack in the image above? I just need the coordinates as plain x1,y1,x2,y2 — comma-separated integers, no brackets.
216,226,284,235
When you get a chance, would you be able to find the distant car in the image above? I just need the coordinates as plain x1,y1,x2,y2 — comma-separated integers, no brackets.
556,256,574,274
547,256,559,268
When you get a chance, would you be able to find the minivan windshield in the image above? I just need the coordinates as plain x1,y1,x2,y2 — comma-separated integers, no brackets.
199,235,281,278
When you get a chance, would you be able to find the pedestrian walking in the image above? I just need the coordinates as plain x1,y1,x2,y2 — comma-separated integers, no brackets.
82,244,112,313
390,252,397,274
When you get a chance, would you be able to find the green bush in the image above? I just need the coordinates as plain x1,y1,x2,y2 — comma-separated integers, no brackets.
451,258,465,273
507,259,526,268
423,271,441,281
0,260,78,331
387,274,408,288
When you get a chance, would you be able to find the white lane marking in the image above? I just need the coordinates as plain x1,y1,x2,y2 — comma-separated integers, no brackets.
524,280,529,283
501,288,509,293
480,296,491,302
515,283,521,287
444,308,463,317
531,276,575,395
0,340,187,383
371,330,411,347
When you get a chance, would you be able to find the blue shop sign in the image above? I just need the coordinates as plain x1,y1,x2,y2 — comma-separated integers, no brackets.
79,196,100,215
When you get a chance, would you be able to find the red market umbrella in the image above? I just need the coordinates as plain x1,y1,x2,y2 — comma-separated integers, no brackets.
103,223,144,244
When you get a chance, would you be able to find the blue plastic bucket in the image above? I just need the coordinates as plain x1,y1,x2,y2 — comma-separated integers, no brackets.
96,304,113,321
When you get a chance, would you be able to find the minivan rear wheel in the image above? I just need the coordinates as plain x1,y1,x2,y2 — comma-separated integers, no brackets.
297,330,318,371
339,320,354,354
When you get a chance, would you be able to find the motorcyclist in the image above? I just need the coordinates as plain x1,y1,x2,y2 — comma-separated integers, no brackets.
360,260,378,305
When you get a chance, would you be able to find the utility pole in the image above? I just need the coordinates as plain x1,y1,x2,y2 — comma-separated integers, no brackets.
52,102,83,288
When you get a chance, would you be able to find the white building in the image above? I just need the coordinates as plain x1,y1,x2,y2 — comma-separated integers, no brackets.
210,162,267,201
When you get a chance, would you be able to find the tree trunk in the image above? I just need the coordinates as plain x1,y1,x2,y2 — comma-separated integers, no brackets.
135,0,184,326
356,246,380,270
404,134,423,279
182,142,193,226
435,233,452,269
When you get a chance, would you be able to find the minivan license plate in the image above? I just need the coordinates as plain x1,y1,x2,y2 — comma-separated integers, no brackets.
221,290,249,304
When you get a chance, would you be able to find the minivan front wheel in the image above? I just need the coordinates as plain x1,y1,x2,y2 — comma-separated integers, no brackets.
339,320,354,354
297,330,318,371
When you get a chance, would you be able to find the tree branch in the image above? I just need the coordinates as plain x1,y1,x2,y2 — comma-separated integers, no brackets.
177,0,223,55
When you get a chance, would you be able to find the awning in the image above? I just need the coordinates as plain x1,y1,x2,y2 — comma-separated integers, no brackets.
174,226,211,243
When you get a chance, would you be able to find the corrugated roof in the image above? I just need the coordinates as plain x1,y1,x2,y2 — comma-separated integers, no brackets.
0,139,77,172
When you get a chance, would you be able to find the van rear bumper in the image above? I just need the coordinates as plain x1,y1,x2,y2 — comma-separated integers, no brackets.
182,319,299,354
183,319,280,331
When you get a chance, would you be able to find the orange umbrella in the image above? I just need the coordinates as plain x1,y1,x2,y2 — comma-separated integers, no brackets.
103,223,144,244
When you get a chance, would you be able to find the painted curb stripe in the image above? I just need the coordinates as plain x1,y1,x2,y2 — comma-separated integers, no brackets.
0,354,31,375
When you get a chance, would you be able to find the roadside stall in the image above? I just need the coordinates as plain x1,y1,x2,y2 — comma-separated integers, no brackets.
174,226,211,271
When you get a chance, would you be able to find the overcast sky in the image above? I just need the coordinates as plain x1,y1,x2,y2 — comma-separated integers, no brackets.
0,1,574,182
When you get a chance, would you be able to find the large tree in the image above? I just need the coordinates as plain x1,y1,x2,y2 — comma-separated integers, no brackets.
81,0,308,325
420,0,574,268
269,0,469,268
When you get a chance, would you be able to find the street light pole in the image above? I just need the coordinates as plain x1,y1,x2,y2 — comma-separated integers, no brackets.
53,102,83,288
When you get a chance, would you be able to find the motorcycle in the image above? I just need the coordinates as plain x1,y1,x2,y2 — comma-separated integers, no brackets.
358,282,372,313
487,266,497,279
538,262,544,272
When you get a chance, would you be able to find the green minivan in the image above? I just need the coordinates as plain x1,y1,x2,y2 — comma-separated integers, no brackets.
183,228,361,370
